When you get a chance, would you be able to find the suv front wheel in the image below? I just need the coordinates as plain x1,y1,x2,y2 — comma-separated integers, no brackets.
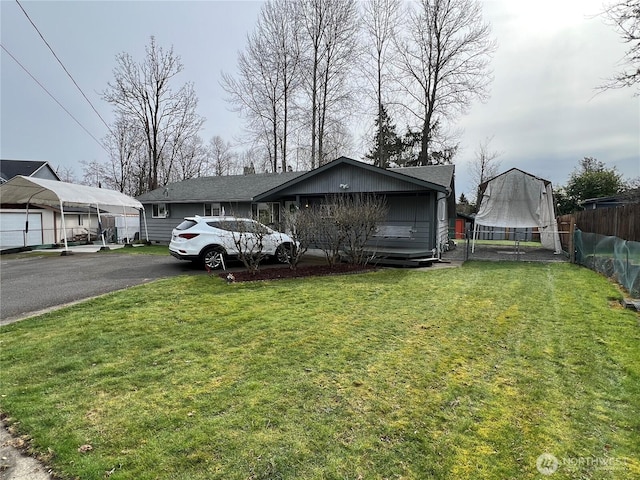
201,247,226,270
276,243,292,264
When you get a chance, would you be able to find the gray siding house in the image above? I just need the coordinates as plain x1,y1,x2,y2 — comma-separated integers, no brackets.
138,157,455,259
136,171,306,243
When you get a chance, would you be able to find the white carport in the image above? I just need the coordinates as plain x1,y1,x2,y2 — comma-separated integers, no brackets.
0,175,148,252
473,168,562,254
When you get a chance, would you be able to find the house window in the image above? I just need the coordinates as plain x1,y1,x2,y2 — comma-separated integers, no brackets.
251,202,280,226
152,203,168,218
204,203,221,216
320,204,337,218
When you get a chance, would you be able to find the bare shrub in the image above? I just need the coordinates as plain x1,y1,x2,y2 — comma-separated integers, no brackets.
308,193,388,267
334,193,388,265
223,217,268,274
282,208,315,269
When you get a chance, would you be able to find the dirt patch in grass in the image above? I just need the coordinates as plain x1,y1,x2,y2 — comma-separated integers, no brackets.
219,263,376,282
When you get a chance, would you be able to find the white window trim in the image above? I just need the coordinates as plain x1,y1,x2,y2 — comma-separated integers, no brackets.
152,203,168,218
204,202,221,216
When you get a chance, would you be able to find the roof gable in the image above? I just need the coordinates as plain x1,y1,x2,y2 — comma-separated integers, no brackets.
0,159,60,183
255,156,453,201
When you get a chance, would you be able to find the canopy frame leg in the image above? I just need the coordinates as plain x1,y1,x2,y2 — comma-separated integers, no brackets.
60,200,72,256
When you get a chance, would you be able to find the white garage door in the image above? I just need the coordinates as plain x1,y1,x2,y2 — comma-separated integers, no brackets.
0,213,43,248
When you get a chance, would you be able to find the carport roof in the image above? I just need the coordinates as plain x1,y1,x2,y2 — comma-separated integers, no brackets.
0,176,143,212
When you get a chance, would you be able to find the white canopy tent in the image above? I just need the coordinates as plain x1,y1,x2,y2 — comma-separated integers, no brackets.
0,175,148,251
473,168,562,253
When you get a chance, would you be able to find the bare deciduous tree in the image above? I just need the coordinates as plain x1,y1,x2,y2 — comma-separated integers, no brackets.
169,135,208,182
208,136,237,176
102,36,204,192
393,0,496,165
296,0,360,167
100,115,145,195
362,0,402,167
80,159,108,187
469,135,502,208
222,0,302,173
54,164,78,183
601,0,640,94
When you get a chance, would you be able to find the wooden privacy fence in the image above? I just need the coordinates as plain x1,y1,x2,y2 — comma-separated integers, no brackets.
557,204,640,253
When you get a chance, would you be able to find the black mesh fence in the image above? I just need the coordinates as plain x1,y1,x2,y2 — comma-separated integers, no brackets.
574,230,640,297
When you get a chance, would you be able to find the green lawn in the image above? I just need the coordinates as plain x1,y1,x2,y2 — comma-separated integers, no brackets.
100,244,169,255
0,262,638,479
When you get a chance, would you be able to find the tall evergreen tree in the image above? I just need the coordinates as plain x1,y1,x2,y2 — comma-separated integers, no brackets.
365,104,403,168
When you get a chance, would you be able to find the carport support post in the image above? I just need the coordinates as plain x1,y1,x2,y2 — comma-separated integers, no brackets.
96,204,109,251
471,222,479,253
24,202,30,247
59,200,72,256
122,206,133,247
141,209,150,244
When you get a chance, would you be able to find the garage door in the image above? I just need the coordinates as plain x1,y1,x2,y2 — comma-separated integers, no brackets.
0,213,43,248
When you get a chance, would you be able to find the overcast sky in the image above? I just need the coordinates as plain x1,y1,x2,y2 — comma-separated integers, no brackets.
1,0,638,198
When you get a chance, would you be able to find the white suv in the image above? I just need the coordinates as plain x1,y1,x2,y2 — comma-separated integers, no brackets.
169,216,294,269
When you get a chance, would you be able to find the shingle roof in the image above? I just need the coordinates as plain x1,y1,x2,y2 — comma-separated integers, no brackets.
138,160,456,204
0,159,51,182
389,164,455,190
137,171,307,203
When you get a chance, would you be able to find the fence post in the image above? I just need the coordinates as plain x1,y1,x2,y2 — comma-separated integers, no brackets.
569,222,575,263
465,228,470,261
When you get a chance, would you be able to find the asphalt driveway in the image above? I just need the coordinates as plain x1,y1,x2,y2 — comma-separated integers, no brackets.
0,251,201,325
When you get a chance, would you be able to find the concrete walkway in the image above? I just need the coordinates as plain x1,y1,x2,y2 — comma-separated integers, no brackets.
0,423,52,480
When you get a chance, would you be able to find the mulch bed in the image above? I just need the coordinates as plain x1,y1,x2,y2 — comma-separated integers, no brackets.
218,263,376,282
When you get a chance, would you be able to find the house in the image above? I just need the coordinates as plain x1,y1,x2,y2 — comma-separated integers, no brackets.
139,156,456,262
136,170,306,242
0,159,60,184
581,188,640,209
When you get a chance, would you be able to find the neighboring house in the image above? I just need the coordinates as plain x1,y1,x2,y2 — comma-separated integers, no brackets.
0,159,61,247
139,156,456,261
0,159,61,184
581,188,640,209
